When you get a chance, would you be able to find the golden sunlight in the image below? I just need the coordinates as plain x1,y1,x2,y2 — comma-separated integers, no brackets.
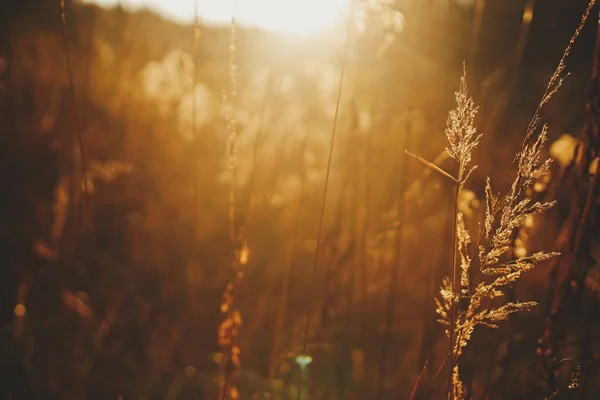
82,0,349,35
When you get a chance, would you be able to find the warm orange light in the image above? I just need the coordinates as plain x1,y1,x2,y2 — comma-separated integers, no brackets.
83,0,349,35
14,303,26,317
224,0,349,35
522,4,534,24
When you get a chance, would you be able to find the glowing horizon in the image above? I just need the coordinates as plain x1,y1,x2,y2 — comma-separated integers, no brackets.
80,0,349,35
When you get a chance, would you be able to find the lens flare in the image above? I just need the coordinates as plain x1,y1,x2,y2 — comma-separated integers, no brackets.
83,0,349,35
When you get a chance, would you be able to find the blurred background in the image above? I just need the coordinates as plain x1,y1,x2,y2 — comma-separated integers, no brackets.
0,0,599,399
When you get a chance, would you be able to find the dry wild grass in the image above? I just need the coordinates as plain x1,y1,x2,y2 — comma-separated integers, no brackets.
217,8,246,400
434,68,558,399
416,1,596,397
208,0,596,398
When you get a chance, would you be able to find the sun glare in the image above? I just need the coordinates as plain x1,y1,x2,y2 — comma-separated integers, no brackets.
82,0,349,35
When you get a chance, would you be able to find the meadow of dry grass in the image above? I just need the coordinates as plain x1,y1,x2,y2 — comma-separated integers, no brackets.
1,0,600,399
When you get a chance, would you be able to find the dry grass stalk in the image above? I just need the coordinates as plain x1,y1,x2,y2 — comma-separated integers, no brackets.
426,2,597,396
217,6,245,400
431,68,559,399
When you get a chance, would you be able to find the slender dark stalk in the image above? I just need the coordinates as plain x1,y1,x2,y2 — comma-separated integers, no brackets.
410,361,429,400
296,5,353,400
59,0,92,219
433,353,451,384
446,183,460,400
299,41,346,352
508,359,537,390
